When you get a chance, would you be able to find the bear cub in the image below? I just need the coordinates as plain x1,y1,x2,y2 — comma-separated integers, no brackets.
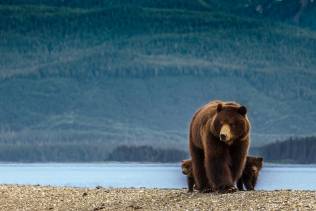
237,156,263,191
181,159,195,192
182,156,263,192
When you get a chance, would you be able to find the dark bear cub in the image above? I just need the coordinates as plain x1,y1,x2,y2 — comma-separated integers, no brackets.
181,159,195,192
237,156,263,191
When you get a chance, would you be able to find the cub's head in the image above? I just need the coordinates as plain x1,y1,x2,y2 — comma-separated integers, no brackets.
246,156,264,176
211,103,250,145
181,159,192,175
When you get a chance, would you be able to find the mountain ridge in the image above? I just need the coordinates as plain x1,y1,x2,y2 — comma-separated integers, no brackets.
0,0,316,159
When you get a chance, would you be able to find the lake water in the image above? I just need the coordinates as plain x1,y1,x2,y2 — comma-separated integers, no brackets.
0,163,315,190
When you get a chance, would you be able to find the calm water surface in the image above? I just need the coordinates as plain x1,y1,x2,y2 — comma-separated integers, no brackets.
0,163,315,190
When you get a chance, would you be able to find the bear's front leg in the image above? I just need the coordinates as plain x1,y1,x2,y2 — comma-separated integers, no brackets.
190,142,208,192
205,151,236,193
251,176,258,190
229,139,249,182
187,176,194,192
244,179,255,191
237,177,244,191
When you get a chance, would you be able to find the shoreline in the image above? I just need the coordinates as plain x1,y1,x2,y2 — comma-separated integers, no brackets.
0,162,315,166
0,185,315,210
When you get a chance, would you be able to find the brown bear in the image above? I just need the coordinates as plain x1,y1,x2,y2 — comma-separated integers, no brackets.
182,156,263,192
189,100,250,193
237,156,263,191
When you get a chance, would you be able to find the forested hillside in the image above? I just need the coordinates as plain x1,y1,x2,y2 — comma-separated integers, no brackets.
258,136,316,164
0,0,316,161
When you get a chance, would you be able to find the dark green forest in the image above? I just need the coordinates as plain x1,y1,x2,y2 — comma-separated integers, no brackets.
259,136,316,164
0,136,314,163
0,0,316,162
108,145,187,162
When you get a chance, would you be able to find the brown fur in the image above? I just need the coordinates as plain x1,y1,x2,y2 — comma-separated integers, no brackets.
189,100,250,193
237,156,263,191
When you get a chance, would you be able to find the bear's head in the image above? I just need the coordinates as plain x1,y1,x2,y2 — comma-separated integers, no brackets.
246,156,263,176
181,159,192,175
211,103,250,145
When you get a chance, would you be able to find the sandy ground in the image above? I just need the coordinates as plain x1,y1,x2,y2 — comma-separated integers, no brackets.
0,185,315,210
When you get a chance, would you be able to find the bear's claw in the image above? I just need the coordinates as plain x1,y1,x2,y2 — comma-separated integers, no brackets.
218,185,237,194
198,188,213,193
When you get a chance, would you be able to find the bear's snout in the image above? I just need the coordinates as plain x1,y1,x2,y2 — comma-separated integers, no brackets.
251,166,258,174
219,124,232,142
220,134,227,141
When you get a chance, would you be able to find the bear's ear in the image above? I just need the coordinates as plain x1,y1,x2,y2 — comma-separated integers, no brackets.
217,103,223,113
256,157,264,168
238,106,247,116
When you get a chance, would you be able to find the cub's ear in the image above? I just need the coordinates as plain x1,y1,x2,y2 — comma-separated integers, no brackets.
257,157,263,163
238,106,247,116
217,103,223,113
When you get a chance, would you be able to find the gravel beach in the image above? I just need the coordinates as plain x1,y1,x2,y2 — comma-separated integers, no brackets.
0,185,315,210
